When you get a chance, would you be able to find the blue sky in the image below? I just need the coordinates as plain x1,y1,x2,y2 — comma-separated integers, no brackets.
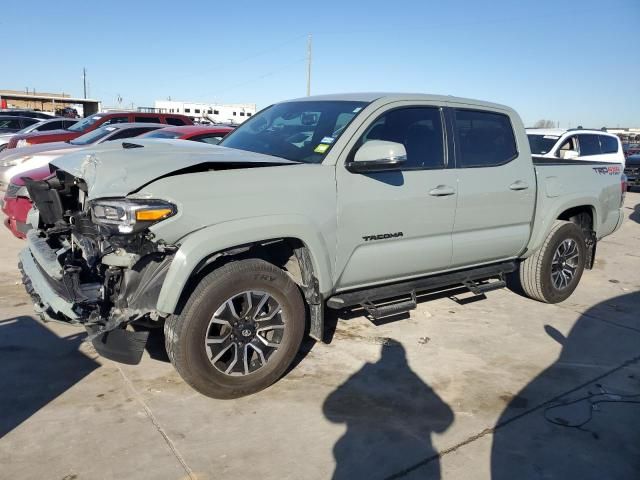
2,0,638,126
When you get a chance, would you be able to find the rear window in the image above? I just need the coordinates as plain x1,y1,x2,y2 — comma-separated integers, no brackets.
599,135,619,154
578,134,601,156
165,117,188,126
454,109,518,167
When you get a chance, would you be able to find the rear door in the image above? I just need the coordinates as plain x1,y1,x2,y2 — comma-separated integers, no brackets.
335,102,458,290
448,105,536,267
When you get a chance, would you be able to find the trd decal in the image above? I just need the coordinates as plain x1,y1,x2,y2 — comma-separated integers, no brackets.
362,232,404,242
593,165,621,175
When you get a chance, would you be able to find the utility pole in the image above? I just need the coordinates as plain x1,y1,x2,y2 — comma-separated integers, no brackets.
83,67,87,99
306,34,312,96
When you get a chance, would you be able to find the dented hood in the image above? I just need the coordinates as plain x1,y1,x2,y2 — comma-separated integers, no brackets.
50,139,298,198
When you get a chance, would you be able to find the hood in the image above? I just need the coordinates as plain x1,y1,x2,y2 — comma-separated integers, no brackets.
51,138,299,198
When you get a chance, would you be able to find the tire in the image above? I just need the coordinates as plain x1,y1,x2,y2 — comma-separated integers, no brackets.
164,259,305,399
519,220,586,303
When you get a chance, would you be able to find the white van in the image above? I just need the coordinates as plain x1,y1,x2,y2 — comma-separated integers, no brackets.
526,128,624,165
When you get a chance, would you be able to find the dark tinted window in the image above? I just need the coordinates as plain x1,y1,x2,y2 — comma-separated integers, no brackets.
21,118,40,127
454,109,517,167
185,108,191,113
358,107,445,169
134,116,161,123
165,117,188,126
192,134,226,145
578,134,601,156
62,119,79,129
37,120,64,131
599,135,619,154
0,118,22,130
102,116,129,126
109,127,158,140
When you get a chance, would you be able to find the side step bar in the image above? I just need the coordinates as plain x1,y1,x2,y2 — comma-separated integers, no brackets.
327,261,517,310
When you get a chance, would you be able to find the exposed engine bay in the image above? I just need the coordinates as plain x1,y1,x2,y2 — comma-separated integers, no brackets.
20,168,176,364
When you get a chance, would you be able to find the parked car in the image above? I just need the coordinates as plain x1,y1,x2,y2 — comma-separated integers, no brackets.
0,116,41,134
0,109,55,120
140,125,234,144
526,128,624,164
0,123,166,191
0,117,79,152
1,164,50,239
7,111,193,149
623,143,640,159
18,93,625,399
624,154,640,190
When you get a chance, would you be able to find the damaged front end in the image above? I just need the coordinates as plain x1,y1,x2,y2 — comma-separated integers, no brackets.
19,169,177,364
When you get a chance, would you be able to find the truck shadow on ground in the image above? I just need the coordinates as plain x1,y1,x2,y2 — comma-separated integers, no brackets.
491,291,640,479
323,339,454,480
629,203,640,224
0,316,100,438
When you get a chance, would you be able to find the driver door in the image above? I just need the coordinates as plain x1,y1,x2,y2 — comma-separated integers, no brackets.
334,103,458,291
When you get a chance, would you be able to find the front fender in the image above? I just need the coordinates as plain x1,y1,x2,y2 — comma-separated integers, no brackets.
155,215,334,314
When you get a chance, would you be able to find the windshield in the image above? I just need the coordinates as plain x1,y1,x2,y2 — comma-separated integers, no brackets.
70,125,117,145
527,134,560,155
219,100,368,163
67,115,102,132
140,130,182,139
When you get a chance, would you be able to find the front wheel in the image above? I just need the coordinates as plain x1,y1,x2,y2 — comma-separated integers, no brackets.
164,259,306,399
518,220,586,303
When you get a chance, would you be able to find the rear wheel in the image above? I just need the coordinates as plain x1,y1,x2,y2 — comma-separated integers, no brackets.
519,220,586,303
164,259,305,399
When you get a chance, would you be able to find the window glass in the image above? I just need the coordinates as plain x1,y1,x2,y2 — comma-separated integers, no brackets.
70,126,118,145
63,119,79,129
184,108,190,113
108,127,158,140
102,116,129,126
134,116,161,123
195,109,201,114
357,107,445,169
22,118,40,127
165,117,188,126
37,120,63,131
454,109,517,167
0,118,22,130
214,110,219,115
599,135,618,154
193,134,225,145
578,134,601,156
220,100,367,164
140,129,183,139
527,134,559,155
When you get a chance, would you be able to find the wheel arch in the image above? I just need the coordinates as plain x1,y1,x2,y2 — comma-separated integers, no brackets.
155,216,332,340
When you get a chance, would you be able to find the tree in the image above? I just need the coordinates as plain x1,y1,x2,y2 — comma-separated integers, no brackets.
533,119,556,128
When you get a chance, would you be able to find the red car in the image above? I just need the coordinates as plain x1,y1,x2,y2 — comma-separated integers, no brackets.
7,111,192,149
2,164,51,238
139,124,234,143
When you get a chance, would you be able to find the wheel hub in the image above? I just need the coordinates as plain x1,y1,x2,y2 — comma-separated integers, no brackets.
551,239,580,290
204,291,285,376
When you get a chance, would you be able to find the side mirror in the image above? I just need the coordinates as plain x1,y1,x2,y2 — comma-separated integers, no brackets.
348,140,406,173
561,149,579,160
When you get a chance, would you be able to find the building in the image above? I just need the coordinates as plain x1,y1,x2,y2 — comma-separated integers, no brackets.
0,89,101,116
153,100,256,124
604,128,640,143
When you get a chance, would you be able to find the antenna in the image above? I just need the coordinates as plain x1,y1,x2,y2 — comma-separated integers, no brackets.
306,34,312,96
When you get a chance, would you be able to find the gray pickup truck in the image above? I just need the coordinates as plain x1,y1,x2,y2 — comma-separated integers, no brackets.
19,93,626,398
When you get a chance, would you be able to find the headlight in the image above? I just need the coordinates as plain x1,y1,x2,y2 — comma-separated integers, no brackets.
90,198,176,234
16,139,31,148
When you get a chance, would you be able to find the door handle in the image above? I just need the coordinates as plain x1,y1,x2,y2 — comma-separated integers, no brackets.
509,181,529,191
428,185,456,196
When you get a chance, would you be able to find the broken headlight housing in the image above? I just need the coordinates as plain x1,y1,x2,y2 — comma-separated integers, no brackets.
90,198,176,234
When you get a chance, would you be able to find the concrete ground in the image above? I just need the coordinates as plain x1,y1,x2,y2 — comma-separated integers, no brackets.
1,194,639,480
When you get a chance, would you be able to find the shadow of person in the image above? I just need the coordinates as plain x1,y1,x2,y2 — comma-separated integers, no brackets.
0,316,100,438
491,292,640,479
629,203,640,224
323,339,454,480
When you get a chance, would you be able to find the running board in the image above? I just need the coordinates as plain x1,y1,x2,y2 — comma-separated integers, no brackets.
327,261,517,310
362,292,417,320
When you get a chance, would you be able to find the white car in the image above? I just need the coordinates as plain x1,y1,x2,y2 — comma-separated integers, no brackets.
526,128,624,165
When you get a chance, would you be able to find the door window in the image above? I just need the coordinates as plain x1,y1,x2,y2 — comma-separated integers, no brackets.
598,135,619,154
577,134,601,156
453,109,517,167
165,117,188,126
102,116,128,126
134,116,161,123
357,107,445,169
37,120,64,131
557,136,577,158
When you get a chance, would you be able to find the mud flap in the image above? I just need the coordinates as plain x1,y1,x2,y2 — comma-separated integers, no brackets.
89,328,149,365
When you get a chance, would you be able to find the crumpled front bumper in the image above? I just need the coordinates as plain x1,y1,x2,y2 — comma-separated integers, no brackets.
19,232,151,365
